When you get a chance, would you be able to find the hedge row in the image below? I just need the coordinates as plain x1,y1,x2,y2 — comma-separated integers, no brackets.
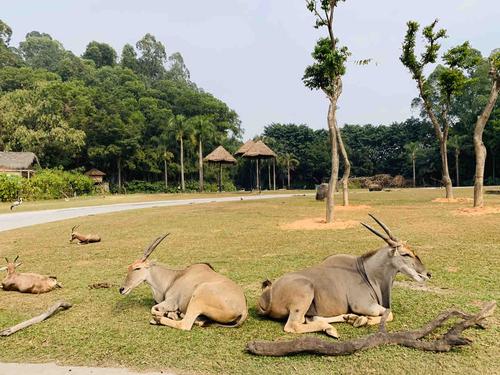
0,169,95,201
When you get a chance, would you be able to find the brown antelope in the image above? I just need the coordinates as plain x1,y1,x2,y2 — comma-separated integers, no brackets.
119,234,248,330
1,256,62,293
257,214,431,338
70,225,101,244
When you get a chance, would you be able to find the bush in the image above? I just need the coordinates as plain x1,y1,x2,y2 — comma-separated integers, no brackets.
0,174,23,201
124,180,166,194
0,169,95,201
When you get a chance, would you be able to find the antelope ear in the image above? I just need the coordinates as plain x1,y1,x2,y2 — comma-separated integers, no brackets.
0,266,7,272
261,279,272,289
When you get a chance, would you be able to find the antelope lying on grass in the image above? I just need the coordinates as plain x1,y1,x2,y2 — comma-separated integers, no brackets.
1,256,62,293
70,225,101,244
119,234,248,330
257,214,431,338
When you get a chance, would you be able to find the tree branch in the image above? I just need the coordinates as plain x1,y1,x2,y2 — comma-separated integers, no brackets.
0,301,72,337
246,301,495,357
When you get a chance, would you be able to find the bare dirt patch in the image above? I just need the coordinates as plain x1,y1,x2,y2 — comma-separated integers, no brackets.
335,204,371,211
280,217,359,231
432,197,473,203
454,207,500,216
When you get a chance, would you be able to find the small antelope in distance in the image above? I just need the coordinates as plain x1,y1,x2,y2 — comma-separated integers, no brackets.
70,225,101,244
257,214,431,338
10,197,23,210
1,256,62,293
119,234,248,330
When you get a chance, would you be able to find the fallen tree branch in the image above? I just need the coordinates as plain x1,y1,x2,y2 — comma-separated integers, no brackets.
0,300,72,337
246,301,496,356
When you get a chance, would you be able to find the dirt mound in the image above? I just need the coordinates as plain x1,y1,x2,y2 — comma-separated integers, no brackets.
280,218,359,230
432,197,473,203
454,206,500,216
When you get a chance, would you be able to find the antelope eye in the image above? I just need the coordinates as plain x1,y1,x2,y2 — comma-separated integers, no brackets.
402,253,412,257
133,267,141,271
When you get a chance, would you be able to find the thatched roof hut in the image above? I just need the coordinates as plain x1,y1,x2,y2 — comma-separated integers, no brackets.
234,139,255,156
204,146,237,164
85,168,106,183
204,146,237,192
242,140,277,159
0,152,39,178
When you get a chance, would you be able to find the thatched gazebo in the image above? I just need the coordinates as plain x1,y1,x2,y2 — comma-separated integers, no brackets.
241,140,277,191
234,139,255,157
0,151,39,179
204,146,237,192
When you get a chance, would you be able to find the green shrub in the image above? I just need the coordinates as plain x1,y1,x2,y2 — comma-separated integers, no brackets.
0,174,23,201
124,180,165,194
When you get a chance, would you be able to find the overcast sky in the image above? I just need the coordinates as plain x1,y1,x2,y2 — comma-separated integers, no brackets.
3,0,499,137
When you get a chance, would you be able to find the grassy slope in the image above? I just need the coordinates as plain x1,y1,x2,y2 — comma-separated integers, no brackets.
0,188,498,375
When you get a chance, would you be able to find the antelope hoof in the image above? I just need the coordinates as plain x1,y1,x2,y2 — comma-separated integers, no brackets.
150,319,159,325
353,316,368,327
325,326,339,338
344,314,359,325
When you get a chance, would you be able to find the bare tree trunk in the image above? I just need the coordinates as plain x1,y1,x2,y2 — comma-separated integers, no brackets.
218,162,222,192
164,159,168,189
117,157,122,193
455,150,460,187
273,158,276,190
412,155,416,188
287,159,291,190
336,125,350,206
198,139,204,192
180,137,185,191
474,78,499,207
326,101,340,223
440,139,454,199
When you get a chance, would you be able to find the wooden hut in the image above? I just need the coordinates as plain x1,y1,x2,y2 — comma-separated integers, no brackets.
0,152,39,179
204,146,237,192
85,168,106,184
241,140,277,191
234,139,255,156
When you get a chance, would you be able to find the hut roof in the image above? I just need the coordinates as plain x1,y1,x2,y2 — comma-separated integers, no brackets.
242,140,277,159
0,152,38,170
204,146,237,164
85,168,106,176
234,139,255,156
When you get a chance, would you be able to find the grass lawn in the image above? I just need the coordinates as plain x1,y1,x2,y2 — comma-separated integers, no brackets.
0,187,498,374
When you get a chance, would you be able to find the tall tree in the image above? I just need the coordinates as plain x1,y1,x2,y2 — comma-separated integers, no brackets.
82,41,117,68
170,114,189,191
136,34,167,81
19,31,66,72
189,115,216,192
401,21,478,199
283,153,299,189
473,50,500,207
404,141,422,187
303,0,351,222
447,135,466,187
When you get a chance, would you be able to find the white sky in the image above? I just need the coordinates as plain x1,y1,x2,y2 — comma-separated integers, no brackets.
3,0,499,137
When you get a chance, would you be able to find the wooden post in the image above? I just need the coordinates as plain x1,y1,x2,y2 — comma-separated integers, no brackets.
268,162,271,190
164,159,168,189
219,162,222,192
273,158,276,190
256,158,260,192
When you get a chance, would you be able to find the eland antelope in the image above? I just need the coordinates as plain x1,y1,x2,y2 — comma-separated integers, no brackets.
1,256,62,293
257,214,431,338
119,234,248,330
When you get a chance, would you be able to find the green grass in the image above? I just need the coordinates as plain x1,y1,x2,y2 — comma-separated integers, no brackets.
0,188,499,374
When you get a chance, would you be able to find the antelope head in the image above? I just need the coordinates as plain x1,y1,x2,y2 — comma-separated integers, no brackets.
1,256,22,274
361,214,431,282
119,233,170,295
70,225,80,243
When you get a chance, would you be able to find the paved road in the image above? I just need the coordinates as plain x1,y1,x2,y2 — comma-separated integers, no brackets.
0,362,172,375
0,194,309,233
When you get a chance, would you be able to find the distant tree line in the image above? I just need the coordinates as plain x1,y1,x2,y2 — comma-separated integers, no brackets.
0,19,242,191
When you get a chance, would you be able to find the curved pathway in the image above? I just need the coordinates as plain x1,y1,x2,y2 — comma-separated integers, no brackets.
0,193,309,233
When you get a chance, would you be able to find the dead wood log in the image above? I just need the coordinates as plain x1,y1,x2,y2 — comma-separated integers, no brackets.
0,300,72,337
246,301,496,356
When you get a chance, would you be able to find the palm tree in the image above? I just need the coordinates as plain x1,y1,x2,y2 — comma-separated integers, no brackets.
190,115,217,192
283,153,299,190
163,150,174,189
448,135,466,187
169,115,189,191
404,142,422,188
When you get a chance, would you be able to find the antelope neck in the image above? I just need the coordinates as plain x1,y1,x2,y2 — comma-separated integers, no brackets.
145,264,180,302
359,247,398,308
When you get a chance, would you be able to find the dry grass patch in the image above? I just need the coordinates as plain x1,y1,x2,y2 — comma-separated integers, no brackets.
280,217,359,230
432,197,473,203
454,206,500,216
